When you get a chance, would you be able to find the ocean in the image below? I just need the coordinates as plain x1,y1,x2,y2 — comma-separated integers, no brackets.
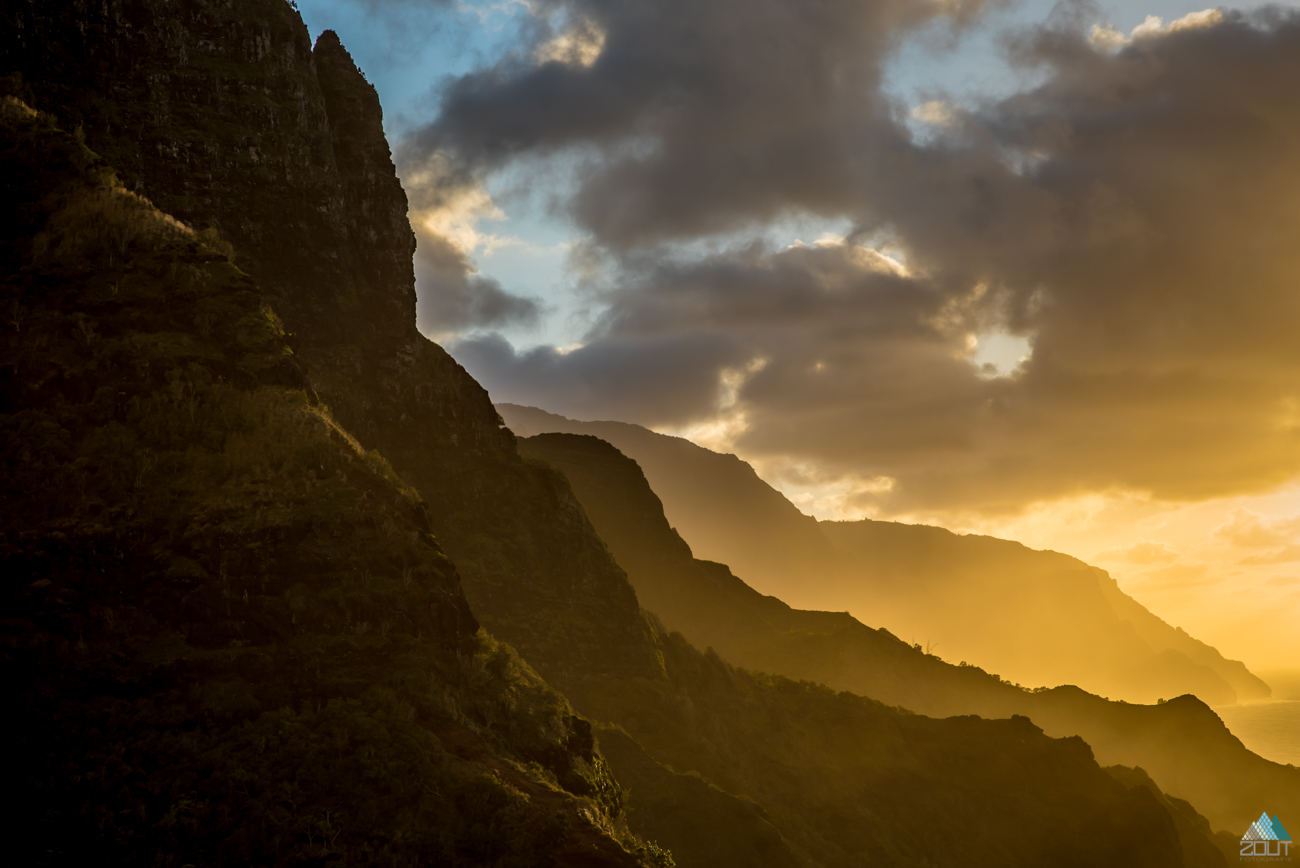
1215,700,1300,768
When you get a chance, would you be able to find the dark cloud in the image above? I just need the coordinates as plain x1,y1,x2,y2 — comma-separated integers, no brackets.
414,228,543,333
458,239,1005,502
425,2,1300,513
406,0,997,246
451,330,747,424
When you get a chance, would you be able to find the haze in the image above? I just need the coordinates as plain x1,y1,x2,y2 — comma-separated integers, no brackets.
296,0,1300,673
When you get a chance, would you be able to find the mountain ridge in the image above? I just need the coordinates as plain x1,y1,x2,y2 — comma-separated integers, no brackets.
0,98,1198,863
499,402,1269,706
515,429,1298,837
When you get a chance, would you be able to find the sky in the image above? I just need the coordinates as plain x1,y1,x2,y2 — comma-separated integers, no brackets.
297,0,1300,672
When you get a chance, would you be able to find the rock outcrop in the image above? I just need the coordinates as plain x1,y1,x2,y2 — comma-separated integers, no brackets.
0,96,654,867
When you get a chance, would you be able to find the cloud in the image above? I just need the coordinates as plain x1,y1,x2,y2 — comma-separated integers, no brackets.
1092,540,1180,565
535,17,606,67
1213,508,1300,547
1239,546,1300,566
405,0,998,247
912,100,956,126
413,231,543,334
1215,507,1300,566
413,1,1300,514
1135,563,1211,591
1092,9,1227,50
450,330,749,423
399,148,545,334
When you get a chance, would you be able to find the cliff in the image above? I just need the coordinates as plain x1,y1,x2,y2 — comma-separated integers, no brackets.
0,98,654,866
3,0,662,685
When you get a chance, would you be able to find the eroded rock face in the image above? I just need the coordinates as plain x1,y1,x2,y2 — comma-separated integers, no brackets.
3,0,506,458
1,0,662,705
2,5,666,863
0,97,651,868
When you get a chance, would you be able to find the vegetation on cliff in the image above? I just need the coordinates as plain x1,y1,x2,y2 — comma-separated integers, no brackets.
0,97,665,867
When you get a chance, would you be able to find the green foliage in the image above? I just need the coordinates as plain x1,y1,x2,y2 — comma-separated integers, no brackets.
32,180,196,267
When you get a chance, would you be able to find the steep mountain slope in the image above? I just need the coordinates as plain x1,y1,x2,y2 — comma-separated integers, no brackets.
516,431,1299,839
819,520,1269,706
567,628,1205,867
0,100,655,867
2,0,664,691
1107,767,1238,868
500,403,1269,706
0,3,1241,865
591,726,810,868
1094,574,1266,699
500,404,846,587
817,520,1237,703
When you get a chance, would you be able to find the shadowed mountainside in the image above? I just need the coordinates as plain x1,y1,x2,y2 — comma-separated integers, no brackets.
500,403,1270,707
3,0,664,693
516,430,1299,839
0,99,656,867
0,2,1248,865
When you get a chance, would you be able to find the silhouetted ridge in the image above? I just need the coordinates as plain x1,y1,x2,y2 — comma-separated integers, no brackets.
517,429,1298,840
500,402,1269,707
822,519,1265,704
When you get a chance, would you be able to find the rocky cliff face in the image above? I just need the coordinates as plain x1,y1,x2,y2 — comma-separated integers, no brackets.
2,0,662,686
2,3,670,863
3,0,511,463
4,0,412,343
0,97,654,867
